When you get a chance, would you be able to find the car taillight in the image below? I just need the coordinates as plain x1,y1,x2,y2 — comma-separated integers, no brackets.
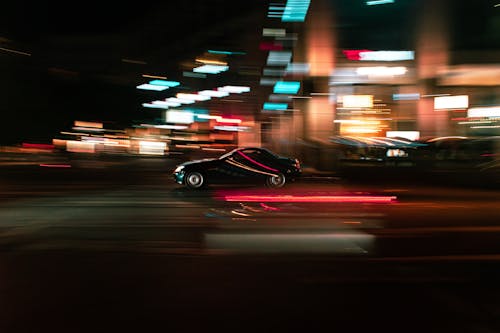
294,158,301,170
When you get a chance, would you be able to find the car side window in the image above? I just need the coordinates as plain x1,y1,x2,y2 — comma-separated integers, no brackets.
241,149,261,160
240,149,281,170
230,150,250,164
231,149,268,168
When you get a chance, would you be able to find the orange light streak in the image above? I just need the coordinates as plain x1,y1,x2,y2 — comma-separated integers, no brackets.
39,164,72,168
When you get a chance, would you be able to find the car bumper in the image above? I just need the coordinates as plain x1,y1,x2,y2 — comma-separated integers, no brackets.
287,169,302,180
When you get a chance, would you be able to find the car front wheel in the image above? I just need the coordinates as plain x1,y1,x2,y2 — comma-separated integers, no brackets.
266,172,286,188
185,171,205,189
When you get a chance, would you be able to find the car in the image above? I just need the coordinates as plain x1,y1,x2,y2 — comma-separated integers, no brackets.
173,147,301,189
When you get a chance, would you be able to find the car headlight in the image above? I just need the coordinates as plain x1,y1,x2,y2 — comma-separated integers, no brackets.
174,165,185,173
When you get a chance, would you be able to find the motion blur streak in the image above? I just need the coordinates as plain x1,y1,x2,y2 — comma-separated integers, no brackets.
204,232,374,254
236,150,279,172
22,143,54,150
222,195,397,203
0,46,31,56
39,164,72,168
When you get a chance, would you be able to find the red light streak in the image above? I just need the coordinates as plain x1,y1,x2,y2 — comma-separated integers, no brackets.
260,203,281,211
236,150,279,172
22,143,55,149
259,41,283,51
223,195,397,203
217,117,242,124
39,164,72,168
342,49,372,61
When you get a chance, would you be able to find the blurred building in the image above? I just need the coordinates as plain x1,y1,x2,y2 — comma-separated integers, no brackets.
253,0,499,161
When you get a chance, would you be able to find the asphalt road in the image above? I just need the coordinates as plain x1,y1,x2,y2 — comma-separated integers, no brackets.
1,155,500,332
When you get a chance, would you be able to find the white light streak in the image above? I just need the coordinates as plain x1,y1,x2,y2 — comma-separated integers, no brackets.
356,66,407,76
199,90,229,97
218,86,251,93
136,84,169,91
176,93,211,101
467,106,500,118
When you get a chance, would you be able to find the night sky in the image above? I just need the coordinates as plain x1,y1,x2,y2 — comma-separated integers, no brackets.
0,1,268,144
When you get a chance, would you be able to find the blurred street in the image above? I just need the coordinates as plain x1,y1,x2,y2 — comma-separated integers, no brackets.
1,155,500,332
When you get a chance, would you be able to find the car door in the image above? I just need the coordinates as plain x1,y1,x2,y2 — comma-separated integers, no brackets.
215,149,275,184
211,150,258,184
235,148,281,180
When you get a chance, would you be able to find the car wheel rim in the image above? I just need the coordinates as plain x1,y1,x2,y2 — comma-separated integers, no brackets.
187,173,203,187
269,174,285,187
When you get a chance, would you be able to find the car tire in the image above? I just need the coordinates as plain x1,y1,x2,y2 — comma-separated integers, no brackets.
185,171,205,189
266,172,286,188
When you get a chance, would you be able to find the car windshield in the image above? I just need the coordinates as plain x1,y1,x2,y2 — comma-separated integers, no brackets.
218,148,241,160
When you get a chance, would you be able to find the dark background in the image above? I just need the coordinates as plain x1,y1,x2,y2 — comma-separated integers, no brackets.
1,0,498,144
0,1,268,144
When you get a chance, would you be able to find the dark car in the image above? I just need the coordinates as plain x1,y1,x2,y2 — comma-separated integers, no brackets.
173,147,301,189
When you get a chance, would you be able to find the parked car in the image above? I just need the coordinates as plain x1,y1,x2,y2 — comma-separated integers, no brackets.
173,147,301,189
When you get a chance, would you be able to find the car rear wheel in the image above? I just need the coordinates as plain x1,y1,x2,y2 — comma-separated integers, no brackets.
185,171,205,189
266,172,286,188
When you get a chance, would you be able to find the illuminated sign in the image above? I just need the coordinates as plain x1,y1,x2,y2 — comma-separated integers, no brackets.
262,28,286,37
139,141,166,155
152,100,182,107
434,95,469,110
74,121,103,128
199,90,229,97
263,102,288,111
344,50,414,61
176,93,211,101
467,106,500,118
273,81,301,94
165,110,194,124
208,50,246,55
393,93,420,101
356,66,407,76
214,126,249,132
149,80,180,87
386,131,420,141
366,0,394,5
166,97,195,105
193,65,229,74
136,84,169,91
343,50,372,61
217,86,250,93
341,95,374,108
266,51,292,66
281,0,311,22
142,103,169,109
216,117,242,124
